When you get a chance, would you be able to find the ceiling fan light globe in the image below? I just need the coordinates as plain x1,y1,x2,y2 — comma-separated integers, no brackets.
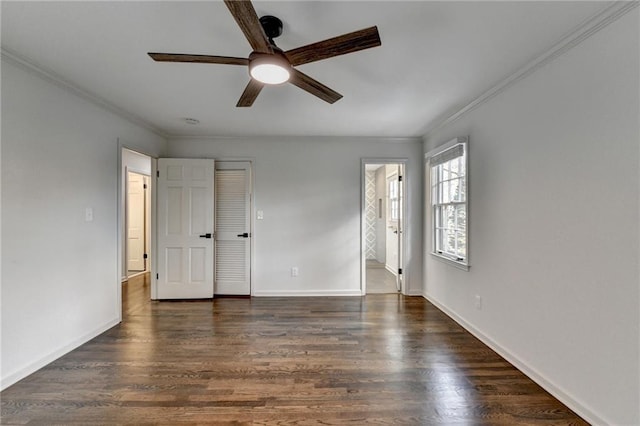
250,63,290,85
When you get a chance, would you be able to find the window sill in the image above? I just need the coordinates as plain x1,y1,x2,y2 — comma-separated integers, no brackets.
430,253,470,271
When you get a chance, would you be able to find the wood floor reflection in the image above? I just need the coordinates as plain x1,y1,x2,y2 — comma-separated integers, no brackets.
1,276,587,425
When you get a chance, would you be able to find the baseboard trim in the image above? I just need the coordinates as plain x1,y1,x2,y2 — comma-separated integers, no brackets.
125,271,147,280
384,265,397,275
423,293,607,426
0,318,120,391
252,290,362,297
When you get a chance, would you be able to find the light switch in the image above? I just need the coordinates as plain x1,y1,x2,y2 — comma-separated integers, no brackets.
257,210,264,220
85,207,94,222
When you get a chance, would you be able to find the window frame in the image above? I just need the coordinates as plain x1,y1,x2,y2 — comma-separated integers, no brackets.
425,137,470,271
388,173,399,222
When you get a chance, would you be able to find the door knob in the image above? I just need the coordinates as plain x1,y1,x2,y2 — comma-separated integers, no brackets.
237,233,250,238
199,233,212,239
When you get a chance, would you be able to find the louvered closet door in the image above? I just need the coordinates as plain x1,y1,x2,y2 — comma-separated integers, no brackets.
215,162,251,295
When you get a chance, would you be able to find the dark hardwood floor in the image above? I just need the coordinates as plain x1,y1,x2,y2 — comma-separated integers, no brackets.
1,275,587,425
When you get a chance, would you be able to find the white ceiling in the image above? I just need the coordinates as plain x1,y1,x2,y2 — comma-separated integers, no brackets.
1,1,609,138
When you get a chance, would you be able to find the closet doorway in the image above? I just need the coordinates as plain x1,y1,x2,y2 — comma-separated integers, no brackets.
362,161,405,294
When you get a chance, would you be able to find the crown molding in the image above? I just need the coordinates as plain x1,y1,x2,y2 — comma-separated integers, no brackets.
1,47,169,139
166,134,423,143
423,1,639,139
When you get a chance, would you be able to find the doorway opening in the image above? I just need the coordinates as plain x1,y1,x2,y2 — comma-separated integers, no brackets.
120,147,154,316
362,161,405,294
126,171,150,278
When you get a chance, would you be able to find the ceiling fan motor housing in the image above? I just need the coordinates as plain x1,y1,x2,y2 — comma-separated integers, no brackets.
259,15,283,40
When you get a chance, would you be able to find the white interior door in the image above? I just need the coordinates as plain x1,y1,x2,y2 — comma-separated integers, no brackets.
385,171,399,274
396,167,404,292
215,162,251,295
127,171,146,272
157,158,215,299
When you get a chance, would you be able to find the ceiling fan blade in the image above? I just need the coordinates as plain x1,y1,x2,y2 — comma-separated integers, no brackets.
289,69,343,104
148,53,248,66
237,79,264,107
285,26,381,66
223,0,273,54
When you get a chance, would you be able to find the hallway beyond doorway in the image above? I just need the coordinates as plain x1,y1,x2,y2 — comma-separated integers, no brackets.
362,160,405,294
366,260,398,293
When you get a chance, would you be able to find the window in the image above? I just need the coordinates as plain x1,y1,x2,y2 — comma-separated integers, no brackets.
388,175,399,221
426,137,469,269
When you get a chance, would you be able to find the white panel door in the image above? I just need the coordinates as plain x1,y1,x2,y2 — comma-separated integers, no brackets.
396,167,404,292
215,162,251,295
157,159,215,299
127,171,146,272
385,172,399,274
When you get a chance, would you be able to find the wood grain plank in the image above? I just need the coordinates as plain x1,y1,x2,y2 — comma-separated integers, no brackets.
0,274,587,425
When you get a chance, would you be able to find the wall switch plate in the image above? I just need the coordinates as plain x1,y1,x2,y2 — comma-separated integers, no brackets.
85,207,94,222
291,267,299,277
257,210,264,220
475,295,482,310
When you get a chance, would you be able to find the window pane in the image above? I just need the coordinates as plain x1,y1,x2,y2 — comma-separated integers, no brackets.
459,178,466,202
450,178,461,202
442,163,449,182
456,205,466,231
391,201,398,220
445,205,456,229
440,180,451,203
445,230,456,255
448,158,458,177
456,231,466,259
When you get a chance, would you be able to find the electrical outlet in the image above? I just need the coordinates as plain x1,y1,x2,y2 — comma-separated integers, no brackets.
257,210,264,220
475,295,482,310
291,267,299,277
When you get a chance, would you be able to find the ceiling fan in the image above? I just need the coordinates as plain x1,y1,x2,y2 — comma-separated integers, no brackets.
148,0,381,107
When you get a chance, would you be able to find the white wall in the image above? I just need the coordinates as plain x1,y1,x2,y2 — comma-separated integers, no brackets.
1,58,167,389
423,10,639,426
167,137,423,296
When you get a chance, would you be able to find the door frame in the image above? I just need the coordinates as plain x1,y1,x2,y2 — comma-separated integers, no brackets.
117,142,158,321
360,158,408,295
